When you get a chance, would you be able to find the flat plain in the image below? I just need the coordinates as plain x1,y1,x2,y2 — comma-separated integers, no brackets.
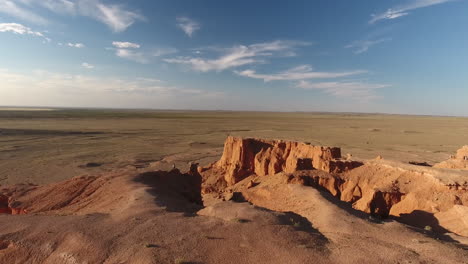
1,109,468,185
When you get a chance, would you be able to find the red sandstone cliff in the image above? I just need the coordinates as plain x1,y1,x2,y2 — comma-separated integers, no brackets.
199,136,362,190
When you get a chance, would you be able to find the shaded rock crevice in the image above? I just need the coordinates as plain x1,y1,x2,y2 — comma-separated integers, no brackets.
0,194,26,215
284,171,405,218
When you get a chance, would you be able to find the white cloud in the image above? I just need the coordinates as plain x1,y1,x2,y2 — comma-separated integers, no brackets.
81,62,94,69
0,22,50,42
177,16,200,37
234,63,387,100
345,38,391,54
115,48,148,64
112,41,140,49
109,42,177,64
111,41,146,63
296,80,389,100
165,40,308,72
0,22,43,36
88,2,145,32
0,0,144,32
370,0,455,24
68,42,85,48
236,65,366,82
0,0,49,24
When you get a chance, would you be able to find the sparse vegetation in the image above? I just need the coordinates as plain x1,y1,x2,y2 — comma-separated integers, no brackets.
144,243,158,248
174,257,186,264
232,218,249,223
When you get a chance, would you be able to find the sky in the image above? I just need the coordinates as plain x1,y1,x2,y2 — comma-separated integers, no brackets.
0,0,467,115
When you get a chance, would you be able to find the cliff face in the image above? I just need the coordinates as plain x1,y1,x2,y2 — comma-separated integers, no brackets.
203,136,362,187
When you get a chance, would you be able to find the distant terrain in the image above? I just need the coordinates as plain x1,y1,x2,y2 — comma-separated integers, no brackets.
1,108,467,185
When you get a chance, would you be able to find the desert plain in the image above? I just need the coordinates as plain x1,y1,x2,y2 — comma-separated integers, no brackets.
0,108,467,264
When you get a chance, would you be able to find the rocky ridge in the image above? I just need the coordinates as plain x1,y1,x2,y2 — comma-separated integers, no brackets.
198,136,362,191
199,137,468,237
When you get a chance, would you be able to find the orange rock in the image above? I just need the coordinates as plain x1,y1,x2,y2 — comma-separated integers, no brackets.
434,145,468,169
204,136,363,187
456,146,468,160
246,180,257,189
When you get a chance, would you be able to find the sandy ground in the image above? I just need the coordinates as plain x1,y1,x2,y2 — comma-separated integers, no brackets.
1,167,467,264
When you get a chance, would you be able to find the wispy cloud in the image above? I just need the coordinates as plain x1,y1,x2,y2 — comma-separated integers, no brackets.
38,0,76,15
165,40,309,72
370,0,455,24
115,48,148,64
0,0,144,32
296,80,389,100
177,16,200,37
0,22,50,42
84,2,145,33
0,0,49,24
345,38,391,54
68,42,85,48
234,63,387,100
235,65,366,82
109,41,177,64
0,22,43,36
112,41,140,49
152,47,178,57
0,68,220,101
110,41,146,63
81,62,94,69
0,68,226,110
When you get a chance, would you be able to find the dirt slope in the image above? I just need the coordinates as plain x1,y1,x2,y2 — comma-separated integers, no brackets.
0,168,332,264
225,173,468,263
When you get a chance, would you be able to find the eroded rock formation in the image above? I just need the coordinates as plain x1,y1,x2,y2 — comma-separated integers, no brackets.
434,145,468,169
199,136,362,189
199,138,468,237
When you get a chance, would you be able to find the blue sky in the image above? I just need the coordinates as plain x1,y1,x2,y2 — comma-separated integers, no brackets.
0,0,467,115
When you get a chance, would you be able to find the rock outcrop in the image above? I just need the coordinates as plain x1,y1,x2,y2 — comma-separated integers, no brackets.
200,136,363,189
341,160,468,235
215,155,467,238
0,194,26,215
200,138,468,237
434,145,468,169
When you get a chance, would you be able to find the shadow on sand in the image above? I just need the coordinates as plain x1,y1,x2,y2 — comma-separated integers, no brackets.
396,210,468,250
313,185,468,250
133,167,203,214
